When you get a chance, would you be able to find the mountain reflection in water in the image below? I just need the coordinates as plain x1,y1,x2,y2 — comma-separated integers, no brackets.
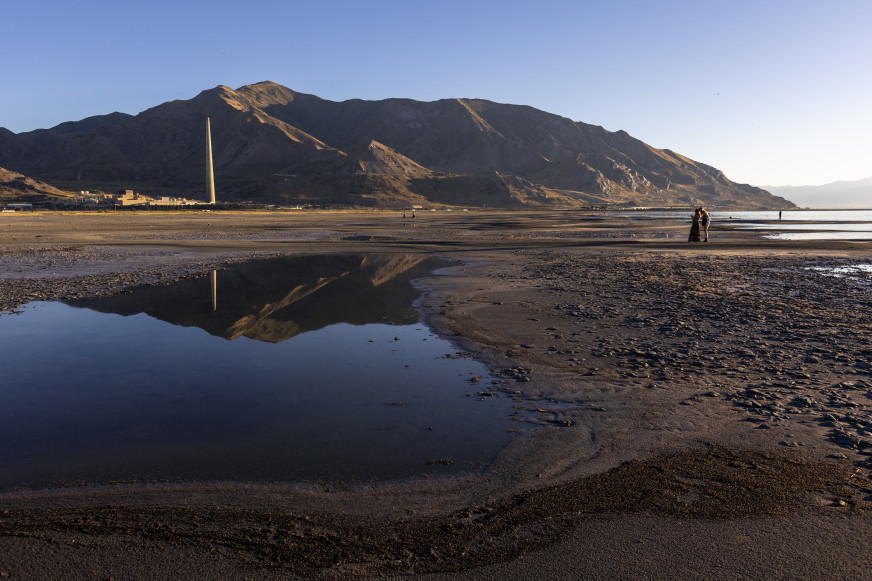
0,253,516,488
67,254,439,342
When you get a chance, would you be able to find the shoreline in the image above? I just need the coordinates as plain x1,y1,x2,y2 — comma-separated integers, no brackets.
1,211,871,578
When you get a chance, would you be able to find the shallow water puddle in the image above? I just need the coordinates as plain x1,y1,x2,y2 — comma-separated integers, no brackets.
0,254,514,489
806,264,872,282
763,231,872,240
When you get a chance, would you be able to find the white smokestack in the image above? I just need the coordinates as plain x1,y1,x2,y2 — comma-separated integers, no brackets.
206,117,216,204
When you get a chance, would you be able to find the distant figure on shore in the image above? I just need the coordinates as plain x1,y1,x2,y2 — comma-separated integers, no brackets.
700,207,711,242
688,208,702,242
779,210,782,220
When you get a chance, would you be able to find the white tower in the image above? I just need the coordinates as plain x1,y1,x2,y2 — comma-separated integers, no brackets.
206,117,216,204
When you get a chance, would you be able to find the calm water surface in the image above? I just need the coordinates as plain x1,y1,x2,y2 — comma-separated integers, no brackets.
611,209,872,240
612,209,872,221
0,254,516,489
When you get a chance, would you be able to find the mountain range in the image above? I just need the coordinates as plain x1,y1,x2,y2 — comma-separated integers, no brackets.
766,177,872,209
0,81,793,209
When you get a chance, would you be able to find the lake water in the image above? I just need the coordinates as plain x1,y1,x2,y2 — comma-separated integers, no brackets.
612,209,872,221
0,254,517,489
721,210,872,240
611,209,872,240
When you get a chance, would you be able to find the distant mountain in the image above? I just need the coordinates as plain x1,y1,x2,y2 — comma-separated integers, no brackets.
767,178,872,209
0,82,793,209
0,166,74,201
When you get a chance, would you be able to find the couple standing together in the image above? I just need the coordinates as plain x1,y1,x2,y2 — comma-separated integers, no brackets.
688,207,711,242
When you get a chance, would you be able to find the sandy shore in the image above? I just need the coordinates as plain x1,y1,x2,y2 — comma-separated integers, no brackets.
0,210,871,579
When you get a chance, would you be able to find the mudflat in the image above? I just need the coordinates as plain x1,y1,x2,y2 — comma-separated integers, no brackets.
1,210,870,580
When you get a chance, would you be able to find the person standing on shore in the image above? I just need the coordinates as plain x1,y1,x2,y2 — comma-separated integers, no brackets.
700,207,711,242
688,208,702,242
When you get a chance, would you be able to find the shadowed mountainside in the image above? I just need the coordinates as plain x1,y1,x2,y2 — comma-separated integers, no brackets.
0,82,793,209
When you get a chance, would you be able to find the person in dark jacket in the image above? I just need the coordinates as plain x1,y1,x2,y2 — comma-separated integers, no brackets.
688,208,702,242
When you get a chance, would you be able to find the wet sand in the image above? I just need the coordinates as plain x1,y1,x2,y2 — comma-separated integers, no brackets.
1,210,871,579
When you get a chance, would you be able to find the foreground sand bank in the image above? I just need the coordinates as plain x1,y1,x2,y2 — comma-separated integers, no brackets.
1,211,871,579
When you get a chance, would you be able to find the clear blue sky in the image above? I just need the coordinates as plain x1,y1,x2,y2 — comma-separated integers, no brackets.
2,0,870,187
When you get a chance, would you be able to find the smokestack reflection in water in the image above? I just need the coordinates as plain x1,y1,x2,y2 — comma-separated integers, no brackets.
211,270,217,311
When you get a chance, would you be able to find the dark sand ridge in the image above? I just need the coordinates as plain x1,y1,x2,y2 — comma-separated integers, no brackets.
0,211,871,579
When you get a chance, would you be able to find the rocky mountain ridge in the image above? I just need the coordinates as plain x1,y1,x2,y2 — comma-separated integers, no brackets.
0,82,793,209
0,166,75,201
